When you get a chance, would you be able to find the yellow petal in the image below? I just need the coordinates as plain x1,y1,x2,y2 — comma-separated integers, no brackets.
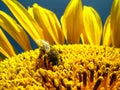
83,6,102,45
0,29,16,57
61,0,84,44
102,15,111,46
2,0,44,46
0,47,10,58
28,7,34,18
80,26,90,44
80,32,89,44
0,11,32,51
32,4,64,44
110,0,120,48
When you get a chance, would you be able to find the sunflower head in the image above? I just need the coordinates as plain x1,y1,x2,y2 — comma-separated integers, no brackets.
0,0,120,89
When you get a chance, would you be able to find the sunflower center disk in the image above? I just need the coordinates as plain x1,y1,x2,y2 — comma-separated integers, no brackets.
0,44,120,89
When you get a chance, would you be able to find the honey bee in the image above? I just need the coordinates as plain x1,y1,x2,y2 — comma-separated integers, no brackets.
38,40,61,69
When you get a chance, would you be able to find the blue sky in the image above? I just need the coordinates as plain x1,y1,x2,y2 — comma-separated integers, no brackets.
0,0,113,23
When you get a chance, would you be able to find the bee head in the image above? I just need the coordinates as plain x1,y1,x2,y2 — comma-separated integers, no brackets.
41,40,51,52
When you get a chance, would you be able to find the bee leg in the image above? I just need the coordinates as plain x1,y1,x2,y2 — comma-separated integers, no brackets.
44,55,47,68
39,47,45,59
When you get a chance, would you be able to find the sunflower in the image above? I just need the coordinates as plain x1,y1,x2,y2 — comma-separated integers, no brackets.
0,0,120,89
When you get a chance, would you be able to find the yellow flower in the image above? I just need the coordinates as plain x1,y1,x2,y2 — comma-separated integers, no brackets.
0,0,120,89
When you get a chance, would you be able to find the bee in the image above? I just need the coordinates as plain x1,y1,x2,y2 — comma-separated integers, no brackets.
38,40,61,69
